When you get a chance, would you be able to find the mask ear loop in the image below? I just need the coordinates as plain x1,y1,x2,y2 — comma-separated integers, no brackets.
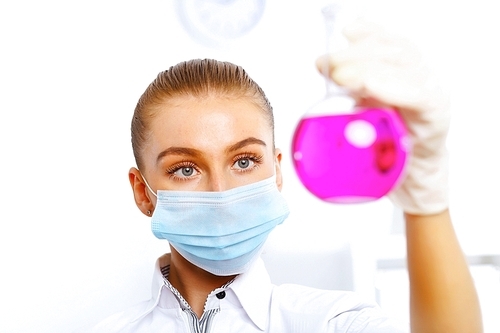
139,171,158,198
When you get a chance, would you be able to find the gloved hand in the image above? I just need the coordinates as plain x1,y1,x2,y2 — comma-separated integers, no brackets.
316,19,450,215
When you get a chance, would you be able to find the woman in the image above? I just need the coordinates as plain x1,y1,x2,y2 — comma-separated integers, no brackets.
87,21,482,333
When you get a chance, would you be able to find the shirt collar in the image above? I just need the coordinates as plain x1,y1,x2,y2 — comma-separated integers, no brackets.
152,253,171,298
137,253,274,330
120,254,170,323
227,257,273,330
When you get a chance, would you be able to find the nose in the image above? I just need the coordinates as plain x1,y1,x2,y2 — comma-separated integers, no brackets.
206,173,228,192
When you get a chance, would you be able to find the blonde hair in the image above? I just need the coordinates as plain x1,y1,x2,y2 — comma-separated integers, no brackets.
131,59,274,170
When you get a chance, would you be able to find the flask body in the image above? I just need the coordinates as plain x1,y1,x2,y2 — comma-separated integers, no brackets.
292,107,409,203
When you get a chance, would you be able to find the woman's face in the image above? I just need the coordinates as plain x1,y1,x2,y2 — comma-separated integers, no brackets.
132,95,282,209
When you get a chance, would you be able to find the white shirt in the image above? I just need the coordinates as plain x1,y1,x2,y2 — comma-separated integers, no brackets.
82,254,409,333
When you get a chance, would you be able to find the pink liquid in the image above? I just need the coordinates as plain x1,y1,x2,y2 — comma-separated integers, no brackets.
292,108,409,203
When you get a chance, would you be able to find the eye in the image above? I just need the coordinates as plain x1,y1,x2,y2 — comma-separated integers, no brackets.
175,166,195,177
167,162,200,180
232,153,263,171
234,158,253,170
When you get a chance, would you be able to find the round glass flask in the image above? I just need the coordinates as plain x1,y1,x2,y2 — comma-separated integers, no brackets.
291,4,410,203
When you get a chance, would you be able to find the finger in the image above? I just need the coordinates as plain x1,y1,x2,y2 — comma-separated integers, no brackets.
332,61,423,109
342,18,386,42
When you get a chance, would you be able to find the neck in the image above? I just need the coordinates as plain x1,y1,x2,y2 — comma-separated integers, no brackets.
168,246,236,319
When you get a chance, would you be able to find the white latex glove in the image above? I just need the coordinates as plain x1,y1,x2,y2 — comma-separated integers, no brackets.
317,19,450,215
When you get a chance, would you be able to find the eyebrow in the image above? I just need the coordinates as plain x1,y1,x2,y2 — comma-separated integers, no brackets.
226,137,267,153
156,137,267,164
156,147,202,164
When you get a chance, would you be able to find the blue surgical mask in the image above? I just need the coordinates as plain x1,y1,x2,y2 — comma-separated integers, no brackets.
143,175,289,276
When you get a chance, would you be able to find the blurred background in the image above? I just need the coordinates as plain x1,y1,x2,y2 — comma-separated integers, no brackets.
1,0,499,332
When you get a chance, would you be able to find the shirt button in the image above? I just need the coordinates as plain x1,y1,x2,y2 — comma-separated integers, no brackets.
216,291,226,299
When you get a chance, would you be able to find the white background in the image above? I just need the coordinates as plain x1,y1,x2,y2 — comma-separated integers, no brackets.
1,0,499,332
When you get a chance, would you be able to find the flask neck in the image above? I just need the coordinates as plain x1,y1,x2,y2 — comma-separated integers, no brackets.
322,3,348,97
321,3,352,98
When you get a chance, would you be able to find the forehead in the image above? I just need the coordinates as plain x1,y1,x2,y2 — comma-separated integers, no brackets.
148,95,273,151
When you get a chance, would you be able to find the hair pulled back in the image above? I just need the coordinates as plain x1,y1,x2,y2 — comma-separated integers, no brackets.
131,59,274,171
